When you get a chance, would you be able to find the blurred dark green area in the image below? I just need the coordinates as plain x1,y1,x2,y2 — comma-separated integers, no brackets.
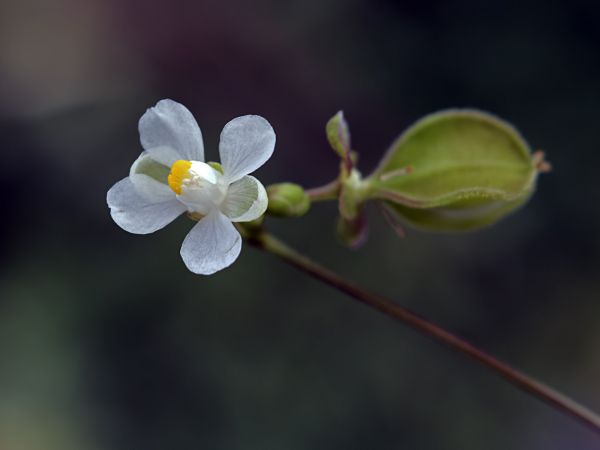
1,0,599,448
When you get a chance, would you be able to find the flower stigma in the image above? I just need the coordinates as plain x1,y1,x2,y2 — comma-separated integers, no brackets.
168,160,227,215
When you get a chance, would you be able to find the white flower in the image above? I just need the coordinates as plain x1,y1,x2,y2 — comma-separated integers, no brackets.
107,99,275,275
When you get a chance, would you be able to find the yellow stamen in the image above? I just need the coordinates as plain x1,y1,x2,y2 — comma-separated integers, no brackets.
168,160,192,195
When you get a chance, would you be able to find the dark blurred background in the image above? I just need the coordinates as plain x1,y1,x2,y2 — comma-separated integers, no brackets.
1,0,599,448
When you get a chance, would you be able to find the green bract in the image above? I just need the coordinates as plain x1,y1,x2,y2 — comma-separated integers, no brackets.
367,109,541,232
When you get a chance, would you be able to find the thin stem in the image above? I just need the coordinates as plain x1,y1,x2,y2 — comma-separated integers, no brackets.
305,179,340,202
246,230,600,435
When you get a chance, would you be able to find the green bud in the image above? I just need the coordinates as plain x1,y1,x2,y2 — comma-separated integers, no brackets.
367,109,545,232
326,111,351,160
266,183,311,217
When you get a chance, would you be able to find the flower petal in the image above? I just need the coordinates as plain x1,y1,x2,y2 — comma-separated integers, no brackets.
107,178,186,234
144,146,182,167
219,115,275,183
139,99,205,165
221,175,268,222
180,211,242,275
129,153,174,202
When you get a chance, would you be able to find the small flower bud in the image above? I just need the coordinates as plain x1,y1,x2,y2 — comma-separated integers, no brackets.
326,111,352,169
266,183,311,217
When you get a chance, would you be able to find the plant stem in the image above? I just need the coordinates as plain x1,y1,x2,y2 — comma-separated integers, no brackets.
305,179,340,202
246,230,600,435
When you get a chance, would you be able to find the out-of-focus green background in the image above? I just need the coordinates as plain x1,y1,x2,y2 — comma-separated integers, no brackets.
1,0,599,448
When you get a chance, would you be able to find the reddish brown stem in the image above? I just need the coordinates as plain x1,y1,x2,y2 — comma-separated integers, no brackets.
305,179,340,202
247,231,600,435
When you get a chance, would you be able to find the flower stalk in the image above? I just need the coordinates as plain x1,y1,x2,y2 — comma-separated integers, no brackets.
242,228,600,435
305,179,340,202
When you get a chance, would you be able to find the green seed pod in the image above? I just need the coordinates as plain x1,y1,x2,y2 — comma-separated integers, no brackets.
367,109,545,232
266,183,311,217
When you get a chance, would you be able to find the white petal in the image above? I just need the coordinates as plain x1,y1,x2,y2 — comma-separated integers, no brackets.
107,178,186,234
129,153,174,202
144,146,182,167
221,175,268,222
219,115,275,183
139,99,205,165
180,211,242,275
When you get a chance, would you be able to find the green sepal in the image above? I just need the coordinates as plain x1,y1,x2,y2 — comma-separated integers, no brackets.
382,192,532,232
207,161,224,174
242,215,264,230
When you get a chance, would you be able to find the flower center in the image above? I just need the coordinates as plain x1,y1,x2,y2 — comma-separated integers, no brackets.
168,160,193,194
168,160,226,215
